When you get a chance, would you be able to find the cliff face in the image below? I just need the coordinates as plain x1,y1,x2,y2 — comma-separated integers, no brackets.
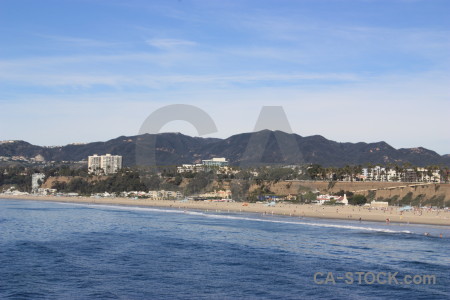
1,131,449,167
250,181,450,206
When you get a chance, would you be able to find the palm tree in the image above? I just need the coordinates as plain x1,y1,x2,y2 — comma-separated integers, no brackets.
394,164,404,182
384,165,390,181
442,167,449,183
380,169,386,182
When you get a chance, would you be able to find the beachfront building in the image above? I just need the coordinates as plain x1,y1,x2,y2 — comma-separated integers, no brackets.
370,200,389,208
147,190,183,200
88,154,101,173
202,157,229,167
197,189,232,199
37,188,57,195
177,158,231,174
403,169,419,182
361,166,399,182
101,154,122,175
442,169,450,183
88,154,122,175
386,169,399,181
360,166,443,183
31,173,45,193
177,164,205,173
416,168,441,183
315,194,348,205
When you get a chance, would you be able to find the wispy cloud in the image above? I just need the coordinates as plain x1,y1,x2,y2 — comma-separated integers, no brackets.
1,70,449,153
36,34,117,47
231,12,450,63
146,38,197,49
1,0,448,153
0,69,362,89
0,51,196,69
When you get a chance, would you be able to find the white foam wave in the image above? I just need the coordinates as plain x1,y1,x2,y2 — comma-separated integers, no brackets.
56,201,412,234
58,202,186,214
195,213,412,234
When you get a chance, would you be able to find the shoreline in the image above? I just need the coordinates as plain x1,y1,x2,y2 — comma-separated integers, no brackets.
1,194,450,226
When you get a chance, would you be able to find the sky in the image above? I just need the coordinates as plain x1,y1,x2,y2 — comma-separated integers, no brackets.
0,0,449,154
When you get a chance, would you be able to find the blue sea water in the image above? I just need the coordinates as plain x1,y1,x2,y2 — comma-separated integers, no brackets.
0,199,449,300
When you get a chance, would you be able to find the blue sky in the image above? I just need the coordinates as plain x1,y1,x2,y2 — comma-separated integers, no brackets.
0,0,449,154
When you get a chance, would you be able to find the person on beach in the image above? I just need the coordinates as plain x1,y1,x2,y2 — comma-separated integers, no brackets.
386,218,390,224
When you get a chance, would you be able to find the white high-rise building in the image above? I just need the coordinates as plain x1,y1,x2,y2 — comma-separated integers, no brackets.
88,155,102,173
88,154,122,175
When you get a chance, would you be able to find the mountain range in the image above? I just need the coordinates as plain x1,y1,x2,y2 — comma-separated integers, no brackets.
1,130,449,167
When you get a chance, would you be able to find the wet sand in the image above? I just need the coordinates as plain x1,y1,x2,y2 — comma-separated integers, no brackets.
1,194,450,226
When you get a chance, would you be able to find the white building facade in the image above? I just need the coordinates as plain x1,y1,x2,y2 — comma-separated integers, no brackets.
31,173,45,193
88,154,122,175
202,157,229,167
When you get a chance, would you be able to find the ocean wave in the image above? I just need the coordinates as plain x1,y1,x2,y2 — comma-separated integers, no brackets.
57,202,413,234
57,202,186,215
195,213,412,234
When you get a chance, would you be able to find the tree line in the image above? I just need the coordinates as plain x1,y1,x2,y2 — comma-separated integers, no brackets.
1,164,449,206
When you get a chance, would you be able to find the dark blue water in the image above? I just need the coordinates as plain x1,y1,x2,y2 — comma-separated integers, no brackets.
1,199,449,299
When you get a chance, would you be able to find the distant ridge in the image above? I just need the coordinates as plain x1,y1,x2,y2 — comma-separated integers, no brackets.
1,131,449,167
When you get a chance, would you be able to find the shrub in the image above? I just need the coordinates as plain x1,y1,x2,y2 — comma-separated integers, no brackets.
349,194,367,205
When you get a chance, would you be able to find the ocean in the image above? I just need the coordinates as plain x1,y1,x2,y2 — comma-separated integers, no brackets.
0,199,449,299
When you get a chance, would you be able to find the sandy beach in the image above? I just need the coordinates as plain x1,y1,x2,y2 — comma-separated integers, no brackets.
1,194,450,226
